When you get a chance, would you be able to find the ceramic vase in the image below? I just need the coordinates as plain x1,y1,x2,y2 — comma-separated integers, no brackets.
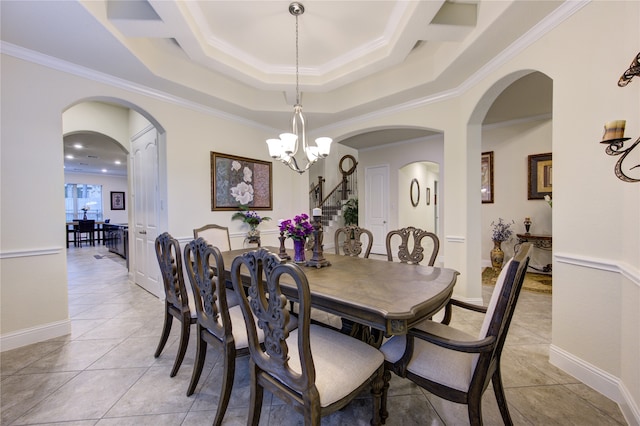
293,239,306,263
490,240,504,270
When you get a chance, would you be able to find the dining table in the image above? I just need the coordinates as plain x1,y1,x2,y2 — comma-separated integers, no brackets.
219,247,459,338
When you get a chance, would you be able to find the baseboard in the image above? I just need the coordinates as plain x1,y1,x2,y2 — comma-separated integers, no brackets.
549,344,640,426
1,319,71,352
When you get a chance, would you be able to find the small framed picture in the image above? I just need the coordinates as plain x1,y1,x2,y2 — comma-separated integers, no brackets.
111,191,125,210
426,187,431,206
528,153,552,199
481,151,494,203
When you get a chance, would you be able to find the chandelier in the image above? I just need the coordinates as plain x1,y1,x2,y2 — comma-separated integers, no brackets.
266,2,332,174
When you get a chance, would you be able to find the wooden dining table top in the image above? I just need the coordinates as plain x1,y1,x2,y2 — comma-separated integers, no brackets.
220,247,459,337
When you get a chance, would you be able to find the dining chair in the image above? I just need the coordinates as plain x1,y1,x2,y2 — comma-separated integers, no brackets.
230,248,385,426
380,243,533,426
193,223,239,306
75,219,96,247
193,224,231,251
154,232,196,377
385,226,439,265
334,225,373,258
182,238,265,424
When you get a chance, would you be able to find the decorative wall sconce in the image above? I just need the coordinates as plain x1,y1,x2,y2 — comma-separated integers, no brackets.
600,120,640,183
600,52,640,183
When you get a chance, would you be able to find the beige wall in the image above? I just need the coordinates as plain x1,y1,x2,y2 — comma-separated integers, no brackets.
1,1,639,421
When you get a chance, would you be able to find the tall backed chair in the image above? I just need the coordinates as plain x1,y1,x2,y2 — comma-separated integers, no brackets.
193,224,231,251
193,224,239,306
154,232,196,377
231,248,385,426
75,220,96,247
183,238,264,424
334,225,373,258
385,226,439,265
380,244,533,426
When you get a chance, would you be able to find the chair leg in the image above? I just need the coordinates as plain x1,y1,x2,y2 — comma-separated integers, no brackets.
170,314,191,377
468,396,483,426
213,342,236,426
380,368,391,424
154,308,173,358
248,360,264,426
492,368,514,426
370,368,384,426
186,325,207,396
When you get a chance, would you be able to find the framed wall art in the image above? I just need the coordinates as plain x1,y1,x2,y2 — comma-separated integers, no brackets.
426,187,431,206
481,151,494,203
410,178,420,207
528,152,552,199
110,191,125,210
211,152,272,210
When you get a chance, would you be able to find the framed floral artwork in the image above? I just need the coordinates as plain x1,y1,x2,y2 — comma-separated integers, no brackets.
211,152,272,210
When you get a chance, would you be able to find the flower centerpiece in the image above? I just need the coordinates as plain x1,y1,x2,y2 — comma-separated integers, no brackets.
279,213,314,262
232,205,270,240
81,205,90,220
490,218,514,270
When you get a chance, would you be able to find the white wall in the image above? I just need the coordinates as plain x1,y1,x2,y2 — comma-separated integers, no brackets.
64,172,128,224
1,1,639,421
481,118,552,268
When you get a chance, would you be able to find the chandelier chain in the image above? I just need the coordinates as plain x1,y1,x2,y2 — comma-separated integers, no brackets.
295,13,300,105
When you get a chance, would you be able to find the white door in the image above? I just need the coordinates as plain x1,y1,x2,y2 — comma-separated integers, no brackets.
131,128,162,298
365,165,389,254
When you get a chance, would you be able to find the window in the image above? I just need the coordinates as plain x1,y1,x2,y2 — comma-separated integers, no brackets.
65,184,103,221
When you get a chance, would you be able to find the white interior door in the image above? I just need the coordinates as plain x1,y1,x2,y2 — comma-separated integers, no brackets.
131,128,161,298
365,165,389,254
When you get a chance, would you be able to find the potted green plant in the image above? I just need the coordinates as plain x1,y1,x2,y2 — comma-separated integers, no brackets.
342,198,358,226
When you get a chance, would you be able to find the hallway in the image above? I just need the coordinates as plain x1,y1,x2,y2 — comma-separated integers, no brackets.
0,245,627,425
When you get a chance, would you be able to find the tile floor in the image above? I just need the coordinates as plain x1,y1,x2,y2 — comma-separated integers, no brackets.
1,245,627,425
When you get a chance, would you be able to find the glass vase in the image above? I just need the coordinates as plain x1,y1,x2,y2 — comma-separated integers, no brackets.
293,238,306,263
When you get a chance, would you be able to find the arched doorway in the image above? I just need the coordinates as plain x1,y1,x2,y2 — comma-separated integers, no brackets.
62,99,167,299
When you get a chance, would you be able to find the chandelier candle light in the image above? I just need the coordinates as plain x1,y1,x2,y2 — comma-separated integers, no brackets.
266,2,332,174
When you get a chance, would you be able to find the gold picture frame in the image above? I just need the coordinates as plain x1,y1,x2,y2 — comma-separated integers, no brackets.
481,151,494,203
528,152,552,199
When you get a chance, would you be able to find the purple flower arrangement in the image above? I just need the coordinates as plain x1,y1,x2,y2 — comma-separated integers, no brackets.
279,213,314,241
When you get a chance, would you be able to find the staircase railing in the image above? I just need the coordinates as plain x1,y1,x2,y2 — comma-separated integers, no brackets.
308,155,358,226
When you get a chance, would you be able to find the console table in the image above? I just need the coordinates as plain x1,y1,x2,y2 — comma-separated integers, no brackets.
515,233,552,273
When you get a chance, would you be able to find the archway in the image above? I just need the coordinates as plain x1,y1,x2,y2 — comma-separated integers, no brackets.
62,98,168,299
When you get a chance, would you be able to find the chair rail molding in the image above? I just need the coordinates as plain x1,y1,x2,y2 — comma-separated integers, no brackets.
554,252,640,288
0,247,61,259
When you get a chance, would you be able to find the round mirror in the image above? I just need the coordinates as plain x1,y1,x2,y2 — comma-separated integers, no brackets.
410,178,420,207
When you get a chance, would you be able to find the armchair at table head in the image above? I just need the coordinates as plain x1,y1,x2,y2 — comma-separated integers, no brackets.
385,226,439,265
182,238,262,425
153,232,196,378
230,248,385,425
379,243,533,426
334,225,373,258
193,224,231,251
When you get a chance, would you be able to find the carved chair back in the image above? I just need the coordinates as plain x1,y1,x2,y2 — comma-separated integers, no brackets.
385,227,439,265
183,238,232,342
153,232,195,377
334,225,373,258
193,224,231,251
155,232,190,314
